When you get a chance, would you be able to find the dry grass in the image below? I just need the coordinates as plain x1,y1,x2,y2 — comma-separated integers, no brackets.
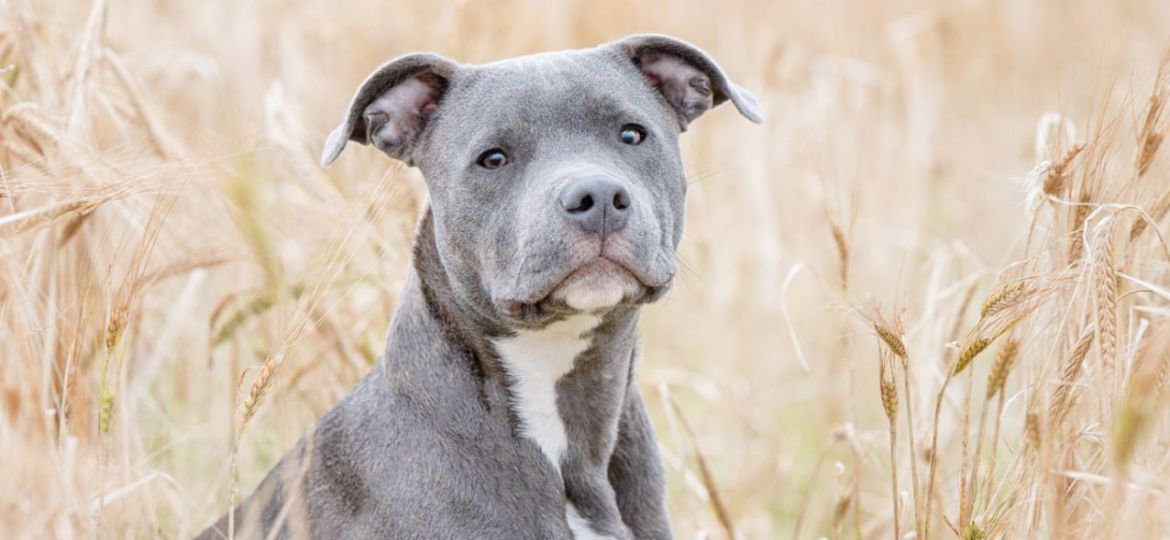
3,1,1170,538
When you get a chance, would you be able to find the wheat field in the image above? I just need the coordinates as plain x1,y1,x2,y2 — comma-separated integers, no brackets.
3,0,1170,538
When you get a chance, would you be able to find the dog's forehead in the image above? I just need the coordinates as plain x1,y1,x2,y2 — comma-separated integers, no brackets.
442,48,661,123
475,48,625,89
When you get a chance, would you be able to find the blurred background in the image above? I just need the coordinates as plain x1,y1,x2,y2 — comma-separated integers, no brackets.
3,0,1170,538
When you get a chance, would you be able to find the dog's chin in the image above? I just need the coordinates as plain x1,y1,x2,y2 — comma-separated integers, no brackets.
494,258,670,326
548,258,643,312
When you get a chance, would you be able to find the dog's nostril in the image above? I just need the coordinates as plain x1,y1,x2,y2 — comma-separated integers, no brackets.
566,194,594,214
613,190,630,211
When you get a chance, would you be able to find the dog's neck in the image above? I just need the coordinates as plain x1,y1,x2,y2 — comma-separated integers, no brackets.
394,209,639,475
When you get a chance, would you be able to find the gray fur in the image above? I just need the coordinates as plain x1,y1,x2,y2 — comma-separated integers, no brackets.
198,34,759,540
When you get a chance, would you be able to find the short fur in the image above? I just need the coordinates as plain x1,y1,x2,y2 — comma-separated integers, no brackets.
197,34,760,540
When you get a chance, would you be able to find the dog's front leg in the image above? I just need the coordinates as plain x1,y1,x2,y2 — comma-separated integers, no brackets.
608,381,673,540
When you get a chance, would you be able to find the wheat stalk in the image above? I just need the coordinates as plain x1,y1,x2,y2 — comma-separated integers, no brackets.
977,337,1021,526
957,364,976,536
962,337,1019,534
858,303,922,537
924,274,1056,538
901,356,924,540
879,347,901,540
665,391,737,540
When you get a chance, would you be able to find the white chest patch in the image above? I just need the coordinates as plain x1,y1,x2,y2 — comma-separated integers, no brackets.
493,314,614,539
493,314,600,470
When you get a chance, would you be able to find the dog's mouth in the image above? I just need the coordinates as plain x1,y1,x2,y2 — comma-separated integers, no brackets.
494,255,672,325
550,258,642,309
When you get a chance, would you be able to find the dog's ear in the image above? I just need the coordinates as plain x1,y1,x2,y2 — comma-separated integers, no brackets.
321,53,459,167
609,34,762,128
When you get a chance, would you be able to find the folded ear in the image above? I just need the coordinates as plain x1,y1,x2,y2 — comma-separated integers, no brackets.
320,53,459,167
609,34,762,128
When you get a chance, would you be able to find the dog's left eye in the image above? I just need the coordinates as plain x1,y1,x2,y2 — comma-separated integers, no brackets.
619,124,646,145
477,149,509,169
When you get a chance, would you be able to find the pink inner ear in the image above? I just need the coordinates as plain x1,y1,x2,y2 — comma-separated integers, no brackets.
639,54,704,87
636,52,715,122
362,76,440,148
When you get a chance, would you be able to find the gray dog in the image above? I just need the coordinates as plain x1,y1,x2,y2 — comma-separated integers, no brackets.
197,33,759,540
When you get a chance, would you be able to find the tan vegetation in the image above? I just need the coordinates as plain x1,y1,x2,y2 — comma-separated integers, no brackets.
2,0,1170,538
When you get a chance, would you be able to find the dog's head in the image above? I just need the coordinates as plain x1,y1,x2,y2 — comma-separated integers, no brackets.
322,34,760,328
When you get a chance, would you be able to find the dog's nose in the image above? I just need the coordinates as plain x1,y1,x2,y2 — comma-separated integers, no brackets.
558,176,632,236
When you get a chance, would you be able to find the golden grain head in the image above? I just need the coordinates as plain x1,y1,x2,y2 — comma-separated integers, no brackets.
858,302,909,361
879,349,898,422
239,360,277,436
875,325,908,360
1092,218,1119,366
1049,327,1095,426
985,338,1020,400
952,337,991,376
830,221,849,289
1042,143,1086,198
980,281,1027,319
1135,131,1166,177
1134,59,1169,177
1025,411,1042,450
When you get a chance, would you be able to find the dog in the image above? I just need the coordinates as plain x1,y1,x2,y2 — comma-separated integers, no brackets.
197,33,760,540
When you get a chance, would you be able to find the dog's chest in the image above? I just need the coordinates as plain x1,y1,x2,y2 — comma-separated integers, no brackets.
492,314,617,539
492,314,599,471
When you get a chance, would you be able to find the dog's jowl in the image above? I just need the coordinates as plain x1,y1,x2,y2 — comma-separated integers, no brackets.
198,34,760,540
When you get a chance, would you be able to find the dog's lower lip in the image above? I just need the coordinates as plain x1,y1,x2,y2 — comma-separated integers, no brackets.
556,256,640,290
505,258,624,302
496,251,676,322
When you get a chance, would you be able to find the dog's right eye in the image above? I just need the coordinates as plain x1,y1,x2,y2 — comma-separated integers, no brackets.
477,149,509,170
